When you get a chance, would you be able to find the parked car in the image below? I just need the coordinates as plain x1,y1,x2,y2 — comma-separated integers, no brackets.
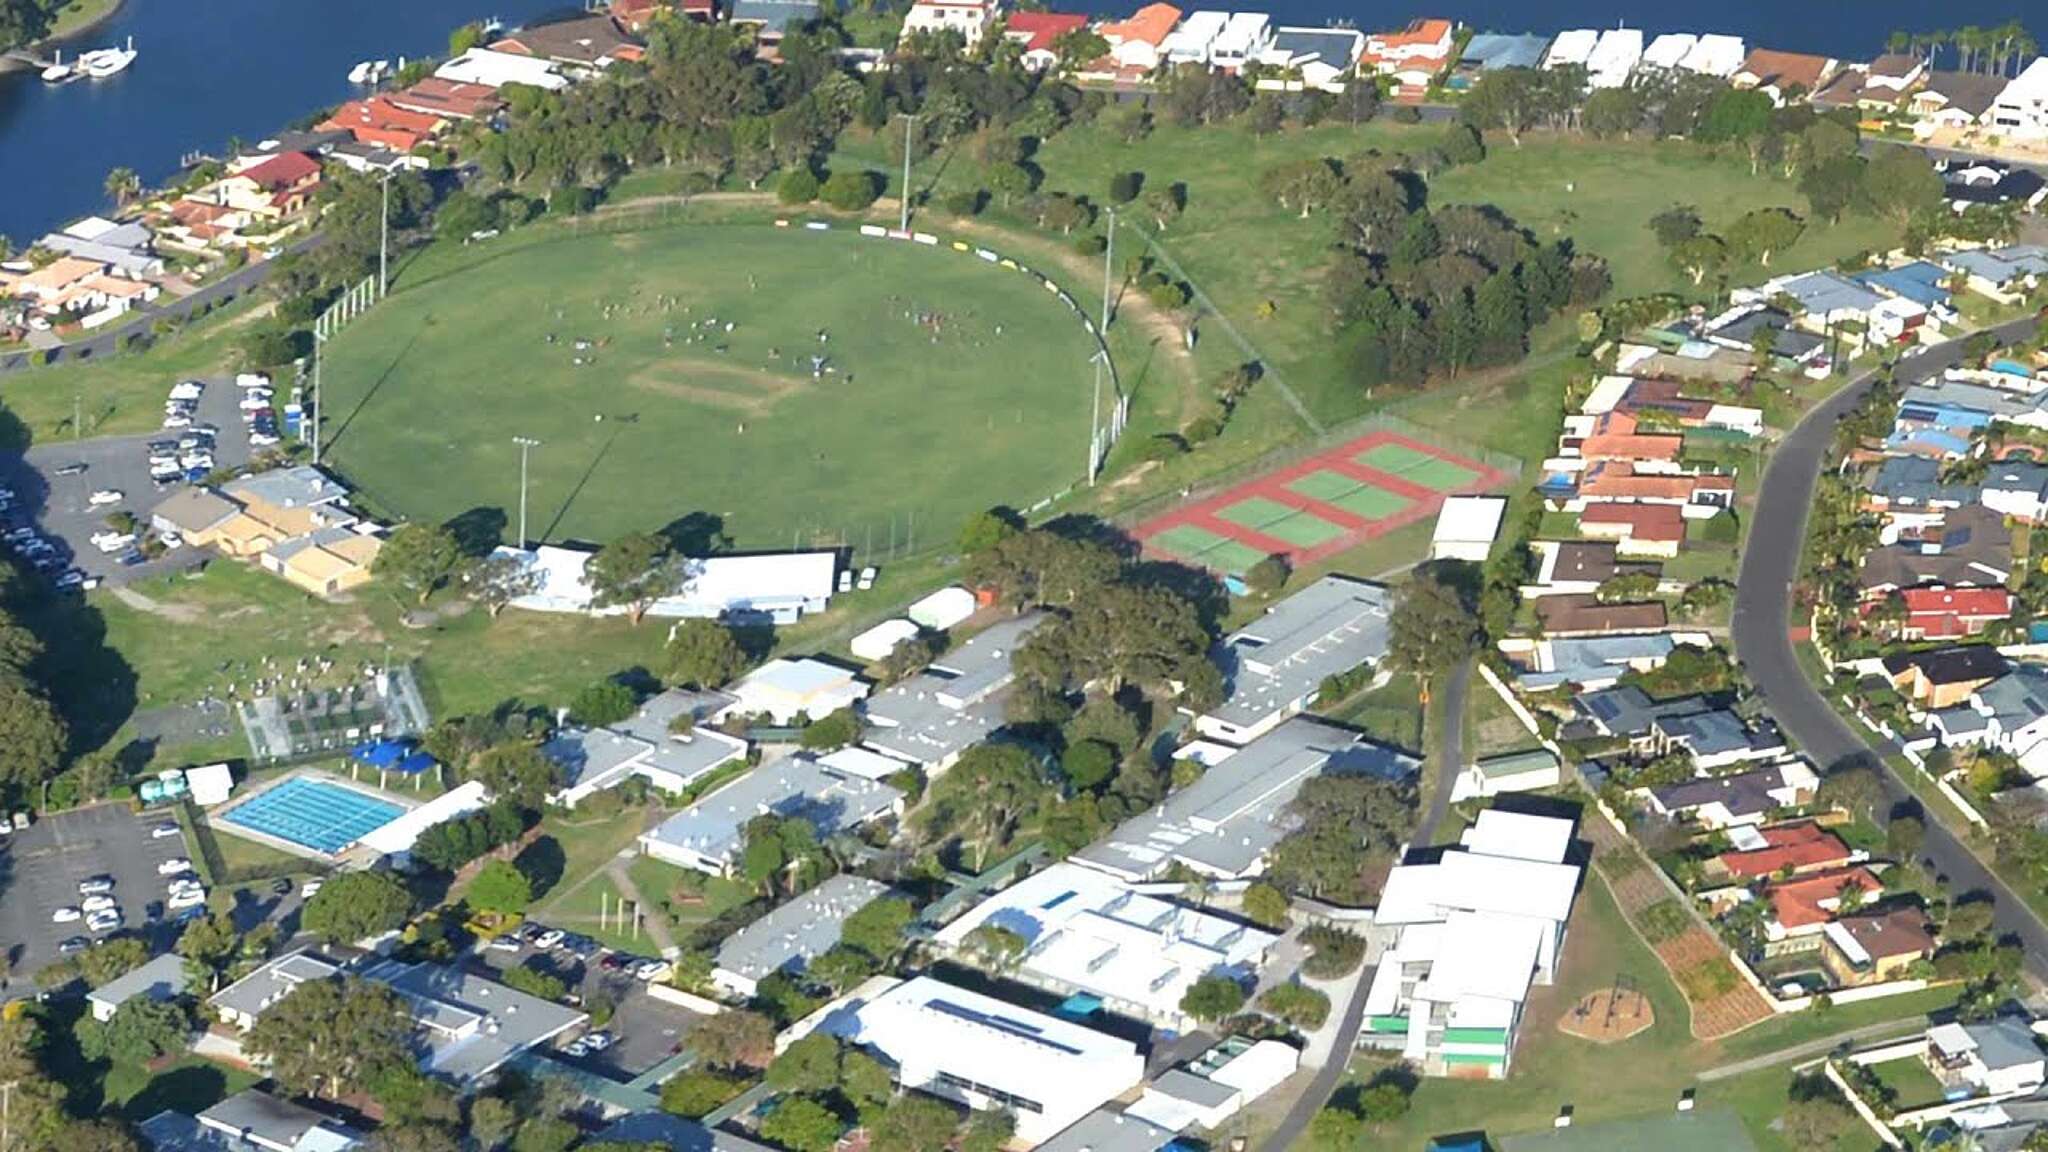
87,909,122,932
151,822,180,839
78,876,114,895
51,463,86,477
57,937,88,955
562,1039,591,1058
533,929,565,950
582,1031,613,1052
168,878,203,896
487,936,522,953
87,490,123,506
10,812,27,831
634,959,669,981
301,879,323,899
81,895,116,914
51,906,81,923
167,888,206,911
157,857,193,876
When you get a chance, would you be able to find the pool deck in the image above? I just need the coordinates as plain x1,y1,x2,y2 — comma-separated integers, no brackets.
208,768,421,863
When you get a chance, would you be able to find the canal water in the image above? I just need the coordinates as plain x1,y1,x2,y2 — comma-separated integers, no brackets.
0,0,562,245
0,0,2039,246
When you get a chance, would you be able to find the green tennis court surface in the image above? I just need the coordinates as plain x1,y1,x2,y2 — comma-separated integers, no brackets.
1148,524,1272,575
1259,511,1347,548
1216,496,1297,530
1330,486,1413,521
1287,470,1364,502
1354,442,1482,492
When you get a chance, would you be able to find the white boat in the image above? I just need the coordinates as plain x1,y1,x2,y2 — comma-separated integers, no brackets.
347,60,373,83
79,37,136,79
40,50,74,83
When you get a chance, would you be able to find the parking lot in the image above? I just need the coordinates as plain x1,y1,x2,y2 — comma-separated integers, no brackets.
0,802,198,983
470,923,694,1080
0,375,254,586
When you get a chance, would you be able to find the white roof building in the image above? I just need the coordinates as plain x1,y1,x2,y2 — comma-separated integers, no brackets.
1543,28,1598,70
1362,809,1582,1080
1430,495,1507,564
933,861,1277,1028
898,0,1000,48
1210,12,1273,70
1163,10,1227,63
434,48,569,90
639,753,904,876
850,618,922,663
860,613,1045,771
1194,575,1392,745
1126,1037,1300,1132
717,658,869,726
1586,28,1644,88
1681,34,1746,77
1639,33,1695,71
186,761,235,806
495,544,837,625
544,689,750,809
356,780,488,862
825,975,1145,1144
1991,57,2048,140
906,585,977,631
713,875,892,998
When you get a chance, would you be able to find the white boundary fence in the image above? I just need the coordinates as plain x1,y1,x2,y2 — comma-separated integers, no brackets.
313,275,381,341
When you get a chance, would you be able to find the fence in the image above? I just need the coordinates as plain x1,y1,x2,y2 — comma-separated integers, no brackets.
309,274,382,459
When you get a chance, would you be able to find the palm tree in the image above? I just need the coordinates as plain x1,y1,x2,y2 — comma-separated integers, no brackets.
1886,29,1910,55
103,166,140,209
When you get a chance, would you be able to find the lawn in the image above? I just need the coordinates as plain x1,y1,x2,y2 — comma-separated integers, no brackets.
1469,675,1541,758
1866,1055,1946,1112
37,998,259,1121
318,220,1107,551
1323,671,1424,754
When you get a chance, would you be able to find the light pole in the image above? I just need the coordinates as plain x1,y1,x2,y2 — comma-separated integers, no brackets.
1088,348,1107,486
1101,205,1114,333
898,113,916,233
512,436,541,547
310,330,325,464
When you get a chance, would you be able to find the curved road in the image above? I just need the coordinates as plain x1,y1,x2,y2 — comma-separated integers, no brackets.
1731,314,2048,979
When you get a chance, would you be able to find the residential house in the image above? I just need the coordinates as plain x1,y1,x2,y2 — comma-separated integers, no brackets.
1450,749,1563,802
1865,586,2014,641
1542,29,1597,71
385,77,507,122
1502,632,1691,692
1643,760,1820,828
1639,33,1698,74
1362,17,1454,96
932,860,1277,1029
860,613,1043,771
1585,28,1643,88
1711,821,1854,881
900,0,1000,48
1701,305,1827,364
1570,409,1686,466
1098,3,1181,72
1191,575,1391,745
639,753,904,876
1679,34,1747,77
712,875,890,998
1883,645,2011,710
139,1091,362,1152
716,657,867,726
1822,905,1936,987
1572,461,1734,513
1533,595,1668,638
1888,388,1995,459
1450,33,1549,88
1520,539,1662,600
1989,57,2048,140
488,14,644,72
1927,1018,2047,1098
823,975,1145,1144
37,215,164,279
215,152,323,218
1207,12,1272,71
1949,666,2048,778
1605,376,1765,437
1732,47,1838,103
1941,161,2048,213
1866,457,1979,527
1078,716,1415,882
1577,503,1687,559
1002,10,1087,70
88,954,190,1023
729,0,821,41
1570,686,1715,740
316,97,444,153
1363,810,1583,1079
1162,11,1227,65
1639,708,1787,771
1253,26,1363,91
432,47,570,90
1911,71,2009,133
1811,53,1927,113
1760,865,1884,939
543,687,749,808
1939,245,2048,303
1857,503,2013,599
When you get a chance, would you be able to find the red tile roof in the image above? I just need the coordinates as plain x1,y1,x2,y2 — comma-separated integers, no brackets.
1717,822,1852,879
317,97,444,152
1100,2,1180,47
1739,48,1835,92
1004,10,1087,53
1369,17,1452,51
1767,866,1883,930
235,151,321,190
387,77,505,121
1579,502,1687,543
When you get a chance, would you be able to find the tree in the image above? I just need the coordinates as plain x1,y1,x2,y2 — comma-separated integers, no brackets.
302,870,416,943
0,669,67,794
1670,234,1728,286
1947,897,1996,941
1241,881,1290,928
1257,983,1330,1029
820,170,880,211
177,913,242,992
468,859,533,916
1582,87,1645,138
1859,147,1944,227
1015,581,1212,697
58,1121,142,1152
1260,157,1342,217
920,743,1051,870
569,679,637,727
799,707,862,751
1059,739,1117,793
466,552,543,616
104,166,141,209
1887,813,1926,860
78,998,192,1065
692,1008,775,1070
1818,765,1886,821
1801,155,1866,223
1595,571,1660,602
778,169,821,204
77,937,150,987
1356,1081,1412,1123
767,1034,843,1094
501,962,567,1001
1108,171,1143,204
374,522,465,605
660,1068,747,1118
244,976,412,1098
510,1119,578,1152
665,617,748,688
807,945,877,992
1649,206,1703,248
1179,974,1246,1022
1309,1105,1362,1151
839,896,914,961
1726,208,1805,267
871,1094,961,1152
469,1098,521,1152
760,1096,843,1152
1386,564,1481,681
1245,554,1290,596
1141,183,1184,231
959,506,1023,555
469,741,561,806
587,533,681,624
958,1111,1014,1152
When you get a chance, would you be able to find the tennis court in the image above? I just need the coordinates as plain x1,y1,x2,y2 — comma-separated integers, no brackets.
219,775,405,856
1354,442,1483,492
1149,523,1273,574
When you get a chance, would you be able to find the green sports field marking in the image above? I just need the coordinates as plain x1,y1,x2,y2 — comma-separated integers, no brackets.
1202,538,1273,575
1287,470,1364,502
1329,486,1413,521
1353,441,1439,473
1401,458,1484,492
1259,511,1347,548
1216,496,1298,530
1150,523,1231,559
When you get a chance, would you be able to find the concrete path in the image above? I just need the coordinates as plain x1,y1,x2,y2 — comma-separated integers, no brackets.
606,854,678,959
1696,1017,1931,1082
1415,659,1471,847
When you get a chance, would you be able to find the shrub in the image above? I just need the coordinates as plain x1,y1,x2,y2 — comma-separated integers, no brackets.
660,1068,748,1118
943,188,984,217
820,170,881,211
569,679,637,726
1300,925,1366,978
1258,983,1330,1030
501,961,567,1001
1074,233,1107,256
1108,170,1143,203
548,185,595,215
778,169,821,204
1244,554,1290,596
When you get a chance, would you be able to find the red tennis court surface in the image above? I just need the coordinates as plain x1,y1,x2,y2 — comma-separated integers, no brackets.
1134,431,1512,575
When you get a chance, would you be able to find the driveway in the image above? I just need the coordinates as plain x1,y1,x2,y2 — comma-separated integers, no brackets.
0,375,252,586
1730,315,2048,980
0,802,196,989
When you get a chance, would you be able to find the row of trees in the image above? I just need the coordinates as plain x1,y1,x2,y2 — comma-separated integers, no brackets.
1885,22,2039,76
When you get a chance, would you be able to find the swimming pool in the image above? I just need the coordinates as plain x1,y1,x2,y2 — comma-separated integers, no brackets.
219,776,405,855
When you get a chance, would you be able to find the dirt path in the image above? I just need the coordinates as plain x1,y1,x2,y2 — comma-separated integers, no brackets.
112,585,205,623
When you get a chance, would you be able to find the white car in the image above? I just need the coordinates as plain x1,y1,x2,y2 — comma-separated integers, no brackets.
486,936,522,953
88,490,123,506
238,396,271,412
582,1031,613,1052
151,822,180,839
157,857,193,876
533,929,565,950
80,895,117,914
167,888,207,911
168,381,204,401
91,531,136,553
562,1039,591,1058
158,532,184,549
167,877,203,894
86,910,121,933
634,959,669,981
78,876,114,895
51,906,81,923
301,879,323,899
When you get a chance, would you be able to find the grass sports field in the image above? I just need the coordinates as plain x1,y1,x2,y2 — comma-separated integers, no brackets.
318,223,1103,549
1135,431,1508,575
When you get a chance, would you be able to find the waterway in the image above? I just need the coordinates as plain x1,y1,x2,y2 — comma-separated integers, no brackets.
0,0,561,246
0,0,2040,246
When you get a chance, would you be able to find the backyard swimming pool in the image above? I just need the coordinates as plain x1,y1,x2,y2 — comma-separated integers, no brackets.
219,776,405,856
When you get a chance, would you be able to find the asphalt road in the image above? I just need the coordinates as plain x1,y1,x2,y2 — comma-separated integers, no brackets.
1730,314,2048,978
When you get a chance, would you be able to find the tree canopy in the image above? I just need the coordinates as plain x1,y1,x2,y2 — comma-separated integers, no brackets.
302,870,416,943
245,976,413,1098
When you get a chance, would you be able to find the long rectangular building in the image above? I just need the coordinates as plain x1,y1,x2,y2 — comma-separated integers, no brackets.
1191,575,1391,745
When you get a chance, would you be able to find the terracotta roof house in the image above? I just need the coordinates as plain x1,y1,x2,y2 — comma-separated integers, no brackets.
1764,865,1883,936
1822,905,1937,987
213,151,323,217
1883,645,2010,710
1099,3,1182,72
1361,17,1454,95
1713,821,1853,880
1003,10,1088,69
1577,503,1687,558
317,97,445,153
490,15,644,69
1864,586,2015,641
1733,48,1839,103
1533,594,1668,637
386,77,506,121
611,0,705,29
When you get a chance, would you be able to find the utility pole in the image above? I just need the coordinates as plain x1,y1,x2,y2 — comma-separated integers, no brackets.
1101,205,1115,333
898,113,916,233
1088,349,1106,485
379,171,392,297
513,436,541,547
311,331,324,464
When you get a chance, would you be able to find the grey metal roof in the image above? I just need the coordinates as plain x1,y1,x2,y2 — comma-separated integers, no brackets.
861,613,1045,766
714,874,891,984
152,487,240,534
89,953,191,1013
1475,749,1560,778
1967,1017,2045,1073
1868,456,1979,506
223,466,349,511
1149,1069,1241,1108
1267,26,1361,67
197,1091,358,1152
1649,764,1786,817
1574,687,1717,738
208,950,344,1025
1651,709,1762,758
1517,634,1678,691
1033,1110,1175,1152
1208,576,1391,730
1460,32,1549,69
728,0,819,33
591,1114,777,1152
1077,717,1413,881
544,690,746,797
1858,505,2012,593
1708,309,1826,359
1772,270,1887,317
367,958,588,1084
641,754,904,868
1984,460,2048,497
1979,667,2048,733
